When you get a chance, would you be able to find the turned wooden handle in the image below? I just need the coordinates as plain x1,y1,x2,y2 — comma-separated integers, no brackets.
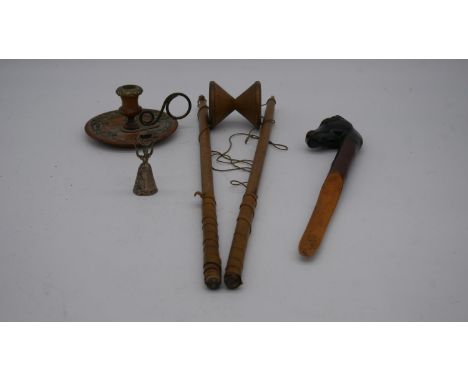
224,193,257,288
298,171,344,257
224,96,276,289
197,96,222,289
200,194,222,287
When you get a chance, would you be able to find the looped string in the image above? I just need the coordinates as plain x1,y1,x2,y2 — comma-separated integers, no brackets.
211,120,288,187
198,126,210,142
230,180,248,188
243,126,288,151
194,191,217,205
211,132,255,173
197,104,211,142
197,104,209,119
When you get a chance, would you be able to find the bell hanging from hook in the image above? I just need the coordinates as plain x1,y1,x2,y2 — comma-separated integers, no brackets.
133,133,158,196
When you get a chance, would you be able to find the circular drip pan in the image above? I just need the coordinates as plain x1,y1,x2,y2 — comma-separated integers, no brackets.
84,109,178,148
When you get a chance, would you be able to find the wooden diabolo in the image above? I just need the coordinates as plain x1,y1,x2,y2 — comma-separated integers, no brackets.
197,81,276,290
209,81,262,128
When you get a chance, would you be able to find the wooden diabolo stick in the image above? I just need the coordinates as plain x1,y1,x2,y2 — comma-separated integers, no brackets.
298,115,363,257
224,96,277,289
196,95,222,289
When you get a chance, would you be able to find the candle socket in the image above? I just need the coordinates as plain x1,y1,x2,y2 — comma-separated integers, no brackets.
116,85,143,131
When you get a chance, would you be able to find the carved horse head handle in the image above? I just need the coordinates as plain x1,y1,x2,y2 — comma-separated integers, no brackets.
299,115,364,257
306,115,362,150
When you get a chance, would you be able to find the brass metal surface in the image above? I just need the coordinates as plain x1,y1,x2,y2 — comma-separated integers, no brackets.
133,133,158,196
85,109,177,148
84,85,193,148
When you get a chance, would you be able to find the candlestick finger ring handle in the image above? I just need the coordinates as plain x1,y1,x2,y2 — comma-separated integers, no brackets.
84,85,191,148
139,92,192,126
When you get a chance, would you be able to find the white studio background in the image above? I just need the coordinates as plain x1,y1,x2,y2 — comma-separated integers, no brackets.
0,60,467,321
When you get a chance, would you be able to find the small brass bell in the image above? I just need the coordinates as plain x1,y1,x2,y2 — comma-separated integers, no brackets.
133,134,158,196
